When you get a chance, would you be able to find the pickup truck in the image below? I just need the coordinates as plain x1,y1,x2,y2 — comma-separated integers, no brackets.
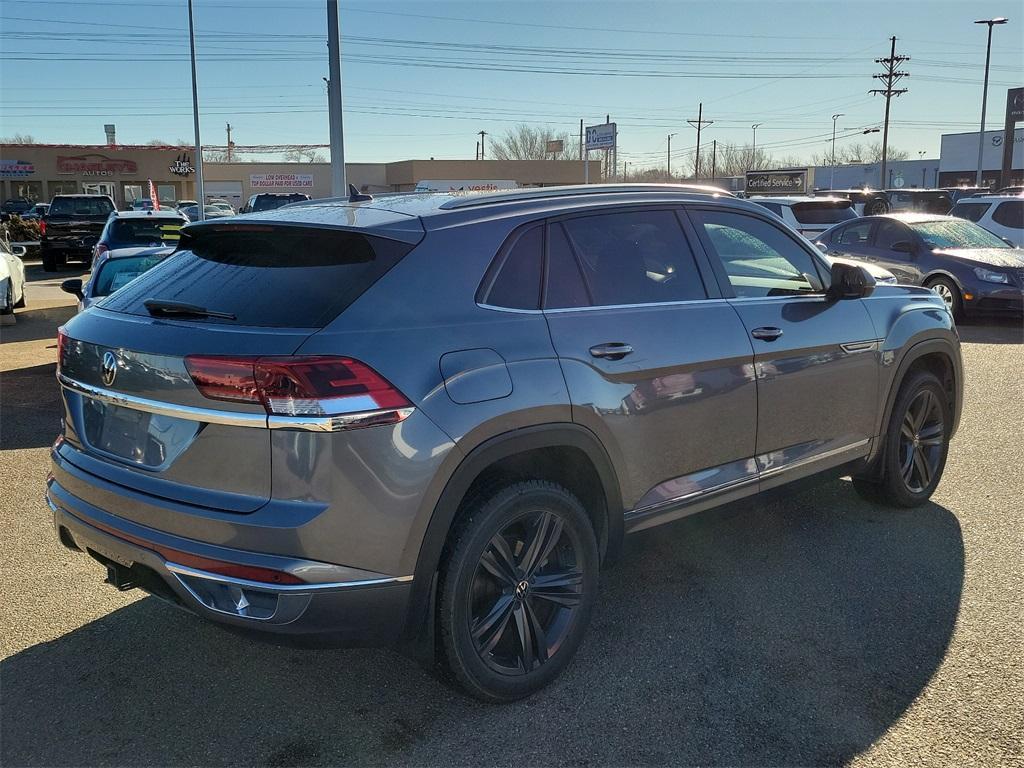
41,194,116,271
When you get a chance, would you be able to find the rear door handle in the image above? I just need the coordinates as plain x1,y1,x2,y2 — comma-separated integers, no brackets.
750,327,784,342
589,342,633,360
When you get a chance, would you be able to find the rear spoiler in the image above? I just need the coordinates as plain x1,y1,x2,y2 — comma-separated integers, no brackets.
182,206,426,245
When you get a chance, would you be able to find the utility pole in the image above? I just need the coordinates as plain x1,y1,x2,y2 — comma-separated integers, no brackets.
751,123,762,170
478,131,487,160
667,133,676,180
475,141,480,161
870,36,909,190
326,0,346,196
225,122,232,163
687,102,713,179
623,161,629,180
830,113,844,189
974,17,1009,186
711,139,717,180
187,0,204,218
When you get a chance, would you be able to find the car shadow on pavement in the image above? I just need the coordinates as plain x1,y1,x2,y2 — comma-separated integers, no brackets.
0,363,60,450
1,305,74,345
955,315,1023,344
0,482,963,768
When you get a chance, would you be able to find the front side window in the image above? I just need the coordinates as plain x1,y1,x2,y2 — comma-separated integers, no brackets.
992,201,1023,229
693,210,823,298
950,202,991,223
833,220,873,247
560,209,707,306
874,220,913,251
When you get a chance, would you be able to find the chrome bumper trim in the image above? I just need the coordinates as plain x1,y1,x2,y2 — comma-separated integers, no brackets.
165,563,413,593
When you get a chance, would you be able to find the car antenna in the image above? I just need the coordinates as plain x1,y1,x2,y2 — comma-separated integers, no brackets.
348,184,372,202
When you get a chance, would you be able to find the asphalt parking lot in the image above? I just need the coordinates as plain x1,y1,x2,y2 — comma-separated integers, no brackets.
2,262,1022,767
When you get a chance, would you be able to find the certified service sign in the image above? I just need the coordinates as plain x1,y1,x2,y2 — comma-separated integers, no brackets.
745,169,808,194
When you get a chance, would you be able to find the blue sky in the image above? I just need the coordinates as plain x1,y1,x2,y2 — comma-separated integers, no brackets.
1,0,1021,169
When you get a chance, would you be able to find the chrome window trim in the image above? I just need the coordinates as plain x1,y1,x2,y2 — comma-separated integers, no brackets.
57,373,413,432
543,297,732,314
165,562,413,593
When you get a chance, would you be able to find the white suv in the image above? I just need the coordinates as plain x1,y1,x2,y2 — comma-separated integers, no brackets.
949,195,1024,247
748,196,858,239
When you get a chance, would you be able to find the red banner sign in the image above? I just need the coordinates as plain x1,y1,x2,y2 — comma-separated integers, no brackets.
57,154,138,176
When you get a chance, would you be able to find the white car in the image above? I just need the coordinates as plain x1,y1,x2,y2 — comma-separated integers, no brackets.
748,195,859,239
0,235,27,316
949,195,1024,247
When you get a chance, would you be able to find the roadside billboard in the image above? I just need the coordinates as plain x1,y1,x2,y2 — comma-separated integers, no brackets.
413,180,518,193
249,173,314,188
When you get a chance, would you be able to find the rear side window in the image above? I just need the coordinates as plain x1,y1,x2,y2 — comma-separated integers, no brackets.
98,226,413,328
992,201,1023,228
482,226,543,309
560,210,707,306
791,202,857,225
49,197,114,216
951,202,991,223
752,201,783,217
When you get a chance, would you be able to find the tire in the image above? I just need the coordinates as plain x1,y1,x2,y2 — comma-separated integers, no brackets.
437,480,599,702
853,369,950,508
41,248,57,272
865,198,890,215
13,289,25,309
926,276,963,319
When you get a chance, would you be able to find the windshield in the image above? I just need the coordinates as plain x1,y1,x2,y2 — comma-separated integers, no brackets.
910,219,1010,250
110,218,184,246
92,252,170,297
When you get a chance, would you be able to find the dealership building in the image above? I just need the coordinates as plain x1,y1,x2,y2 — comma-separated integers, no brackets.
0,143,599,210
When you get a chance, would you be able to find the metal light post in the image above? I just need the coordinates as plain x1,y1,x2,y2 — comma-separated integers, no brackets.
830,113,844,190
919,150,927,187
751,123,762,169
667,133,676,180
974,17,1008,187
326,0,347,196
187,0,204,219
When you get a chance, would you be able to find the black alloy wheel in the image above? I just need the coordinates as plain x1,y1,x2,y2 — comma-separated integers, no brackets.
897,388,946,493
438,481,598,702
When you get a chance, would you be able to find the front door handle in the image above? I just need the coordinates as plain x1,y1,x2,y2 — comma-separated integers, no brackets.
750,327,784,342
589,342,633,360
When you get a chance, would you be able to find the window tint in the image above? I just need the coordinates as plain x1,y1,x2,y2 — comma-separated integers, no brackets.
560,210,706,306
752,201,783,218
48,196,114,216
98,227,413,328
93,253,170,297
694,210,823,298
544,223,590,309
951,202,991,223
874,220,911,251
833,220,873,246
791,201,857,225
485,226,542,309
110,218,184,246
992,201,1023,228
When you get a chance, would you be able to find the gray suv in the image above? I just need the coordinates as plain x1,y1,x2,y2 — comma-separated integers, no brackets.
48,185,963,701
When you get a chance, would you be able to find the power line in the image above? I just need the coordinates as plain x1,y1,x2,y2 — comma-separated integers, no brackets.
870,36,910,188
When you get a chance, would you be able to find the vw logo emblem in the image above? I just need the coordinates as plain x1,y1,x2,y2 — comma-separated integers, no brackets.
101,351,118,387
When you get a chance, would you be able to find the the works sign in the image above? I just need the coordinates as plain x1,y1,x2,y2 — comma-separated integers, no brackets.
745,169,807,194
57,154,138,176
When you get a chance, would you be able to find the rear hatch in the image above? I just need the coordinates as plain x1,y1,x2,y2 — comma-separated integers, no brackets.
57,213,422,513
43,196,115,247
790,200,857,236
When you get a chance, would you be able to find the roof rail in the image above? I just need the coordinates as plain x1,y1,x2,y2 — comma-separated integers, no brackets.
437,183,735,210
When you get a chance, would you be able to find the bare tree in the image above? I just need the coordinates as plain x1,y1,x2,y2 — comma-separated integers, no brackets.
283,147,326,163
490,124,581,161
1,133,37,144
810,142,909,166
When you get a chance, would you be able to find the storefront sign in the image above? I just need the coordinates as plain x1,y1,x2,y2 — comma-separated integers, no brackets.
169,153,194,176
745,169,808,194
57,154,137,176
0,159,35,177
250,173,314,188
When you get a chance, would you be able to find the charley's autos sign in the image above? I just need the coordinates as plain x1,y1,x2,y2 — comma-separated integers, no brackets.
249,173,314,188
745,169,808,194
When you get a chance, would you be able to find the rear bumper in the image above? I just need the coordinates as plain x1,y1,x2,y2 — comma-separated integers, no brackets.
46,478,413,646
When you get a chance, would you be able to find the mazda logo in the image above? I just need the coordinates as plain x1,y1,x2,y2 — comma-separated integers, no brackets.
101,351,118,387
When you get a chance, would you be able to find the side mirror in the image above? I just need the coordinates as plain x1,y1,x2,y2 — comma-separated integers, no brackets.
891,240,916,254
11,244,27,257
828,261,876,300
1000,236,1016,247
814,241,828,254
61,278,84,300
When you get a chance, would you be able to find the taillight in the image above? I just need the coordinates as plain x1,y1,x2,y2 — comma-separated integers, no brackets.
56,326,67,373
39,219,46,237
184,355,411,426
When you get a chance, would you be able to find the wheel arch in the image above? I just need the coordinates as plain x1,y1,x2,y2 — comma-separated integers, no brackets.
399,423,624,648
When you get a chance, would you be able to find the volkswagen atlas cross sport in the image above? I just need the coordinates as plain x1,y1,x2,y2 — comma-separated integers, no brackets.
48,184,963,702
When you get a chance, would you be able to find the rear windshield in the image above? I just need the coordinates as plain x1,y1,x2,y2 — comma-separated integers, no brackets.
253,195,309,212
950,202,991,223
93,253,170,297
110,218,184,246
97,226,413,327
791,202,857,225
49,196,114,216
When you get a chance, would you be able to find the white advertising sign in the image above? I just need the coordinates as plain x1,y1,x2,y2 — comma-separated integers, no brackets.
249,173,314,188
585,123,616,151
939,128,1024,172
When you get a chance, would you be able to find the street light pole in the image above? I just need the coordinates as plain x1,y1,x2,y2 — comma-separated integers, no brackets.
667,133,676,180
830,113,844,190
750,123,762,169
326,0,347,196
974,17,1008,187
187,0,204,219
